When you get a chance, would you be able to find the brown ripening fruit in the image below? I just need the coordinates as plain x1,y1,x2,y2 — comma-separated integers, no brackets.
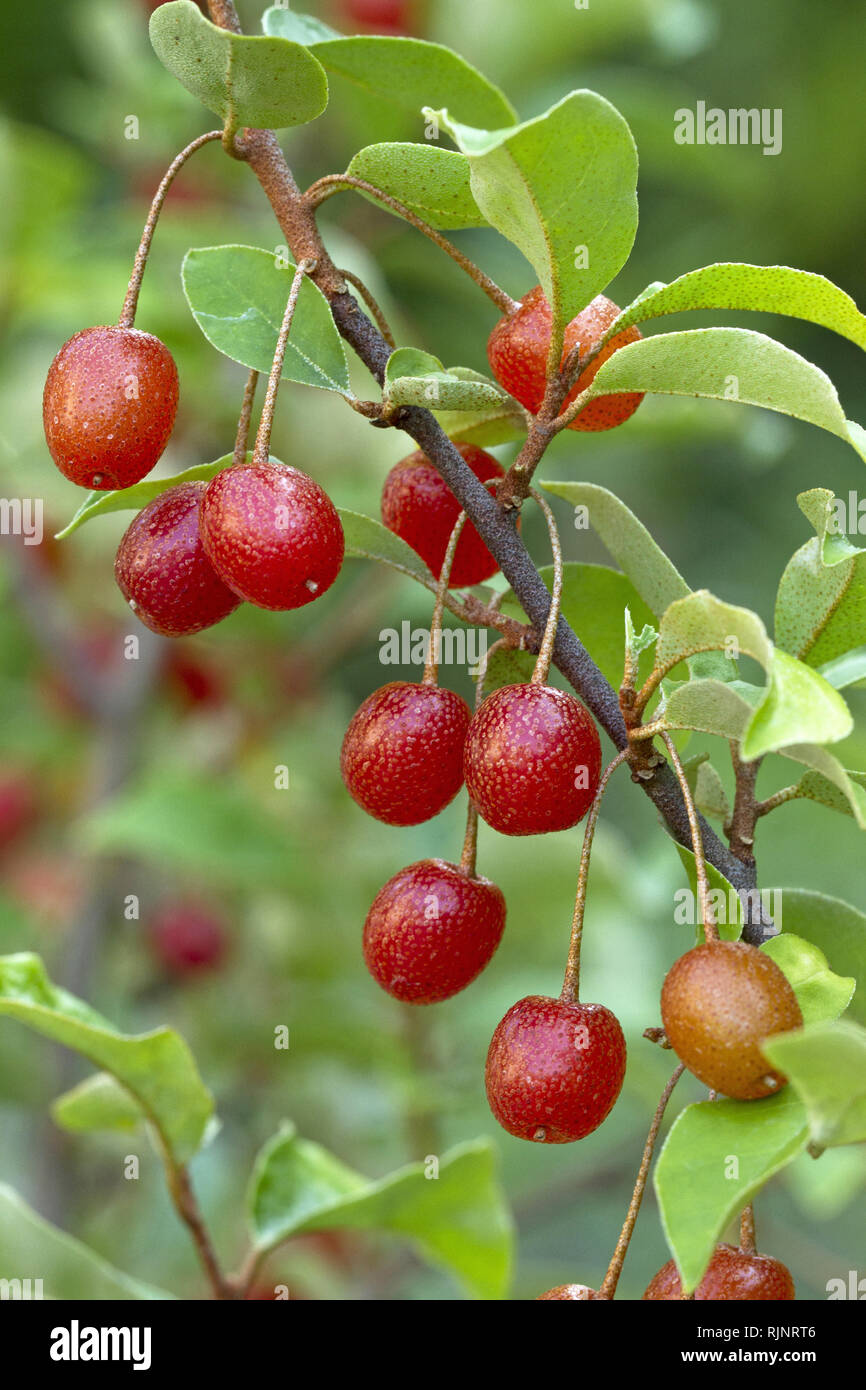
660,940,803,1100
536,1284,600,1300
643,1244,795,1301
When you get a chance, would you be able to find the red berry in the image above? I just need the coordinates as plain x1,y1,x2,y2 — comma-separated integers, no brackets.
199,462,344,611
381,443,505,587
661,940,803,1100
537,1285,600,1300
148,902,227,975
363,859,505,1003
343,0,409,32
43,326,179,489
643,1244,795,1300
487,288,643,432
115,482,241,637
0,775,37,854
485,995,626,1143
464,683,601,836
341,681,471,825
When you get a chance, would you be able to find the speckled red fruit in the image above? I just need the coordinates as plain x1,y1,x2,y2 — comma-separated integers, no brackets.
115,482,241,637
661,940,803,1100
487,288,643,432
363,859,505,1004
464,683,601,835
0,776,37,853
381,443,505,587
341,681,470,825
149,902,227,975
486,995,626,1143
537,1284,600,1300
643,1244,795,1301
199,461,344,611
43,326,179,489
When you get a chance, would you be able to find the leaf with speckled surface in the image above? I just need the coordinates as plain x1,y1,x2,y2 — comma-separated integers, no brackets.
346,143,486,229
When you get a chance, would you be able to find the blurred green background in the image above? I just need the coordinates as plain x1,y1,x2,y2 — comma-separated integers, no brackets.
0,0,864,1299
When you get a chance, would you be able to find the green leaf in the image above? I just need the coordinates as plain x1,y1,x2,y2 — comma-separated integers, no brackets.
182,245,350,394
540,482,689,617
150,1,328,129
613,263,866,350
383,349,508,411
263,10,516,127
53,1073,144,1136
656,592,853,757
434,399,527,447
761,935,855,1026
500,562,656,690
655,1089,809,1293
80,770,298,891
662,678,755,740
818,647,866,690
587,329,866,464
247,1124,513,1300
776,488,866,669
0,954,213,1165
346,143,486,229
762,1021,866,1150
772,891,866,1027
433,92,638,329
686,755,731,824
260,3,339,44
55,454,240,540
0,1184,173,1300
777,745,866,828
339,508,435,586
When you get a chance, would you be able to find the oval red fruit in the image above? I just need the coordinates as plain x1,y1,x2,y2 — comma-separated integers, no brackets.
199,462,344,611
381,443,505,587
486,994,626,1142
643,1244,795,1300
43,326,179,489
341,681,471,825
115,482,241,637
363,858,505,1003
464,683,601,835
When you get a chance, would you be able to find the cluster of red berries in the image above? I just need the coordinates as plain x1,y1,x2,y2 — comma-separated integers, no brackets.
539,1244,796,1300
43,325,345,637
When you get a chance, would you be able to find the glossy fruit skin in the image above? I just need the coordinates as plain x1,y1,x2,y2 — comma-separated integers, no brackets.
643,1244,795,1301
43,326,179,489
464,683,601,835
487,288,643,432
486,995,627,1143
149,903,227,975
661,940,803,1100
115,482,241,637
381,444,505,587
200,462,344,611
363,859,505,1004
341,682,471,825
537,1285,599,1300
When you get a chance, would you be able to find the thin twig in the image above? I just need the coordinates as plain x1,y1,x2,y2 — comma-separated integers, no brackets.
119,130,222,328
338,266,396,348
726,742,761,865
305,174,518,316
598,1064,685,1299
740,1203,757,1255
755,784,801,817
165,1163,234,1299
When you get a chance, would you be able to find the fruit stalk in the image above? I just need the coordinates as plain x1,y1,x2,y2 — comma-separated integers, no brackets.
561,748,630,1002
119,129,223,329
253,258,317,465
232,368,259,466
304,174,518,316
661,731,719,941
598,1062,685,1299
528,489,563,686
423,510,468,686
